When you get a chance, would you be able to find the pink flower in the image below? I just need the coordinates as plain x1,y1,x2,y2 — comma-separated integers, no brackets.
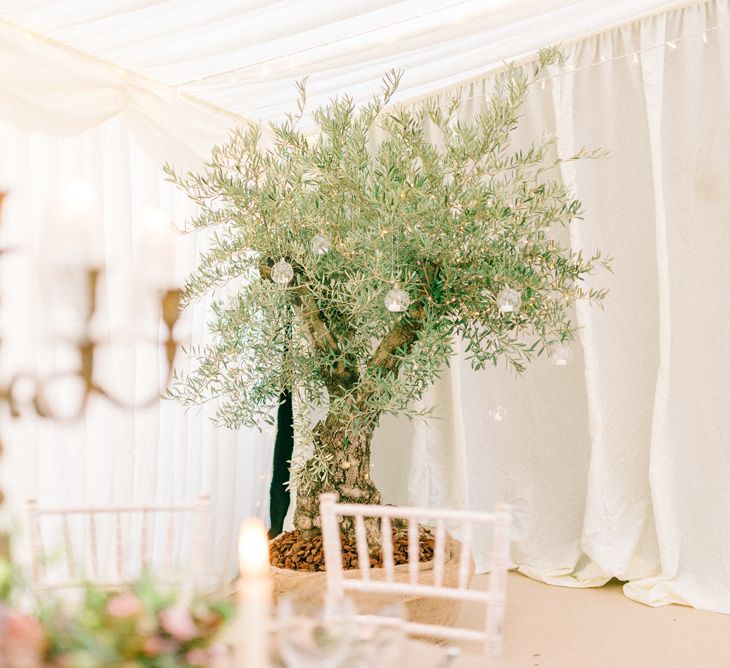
143,636,178,657
185,648,209,666
208,644,229,659
1,611,44,668
159,607,198,642
106,592,142,618
143,636,163,656
54,654,78,668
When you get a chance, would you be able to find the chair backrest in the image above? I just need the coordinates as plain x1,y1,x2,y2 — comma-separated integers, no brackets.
319,493,511,656
26,495,210,591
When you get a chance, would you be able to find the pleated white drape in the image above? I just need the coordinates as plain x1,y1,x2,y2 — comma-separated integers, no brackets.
1,0,728,613
369,0,730,613
0,115,273,581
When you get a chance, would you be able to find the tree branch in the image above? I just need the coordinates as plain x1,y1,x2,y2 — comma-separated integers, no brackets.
261,263,359,393
368,304,425,373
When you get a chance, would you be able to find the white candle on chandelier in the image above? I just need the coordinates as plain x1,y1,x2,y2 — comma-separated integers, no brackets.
55,178,103,266
139,206,178,289
237,517,271,667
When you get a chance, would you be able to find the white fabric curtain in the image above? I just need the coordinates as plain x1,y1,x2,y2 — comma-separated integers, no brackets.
1,0,729,613
369,0,730,613
0,115,273,582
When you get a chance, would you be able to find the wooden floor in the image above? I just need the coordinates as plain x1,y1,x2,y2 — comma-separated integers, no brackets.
461,572,730,667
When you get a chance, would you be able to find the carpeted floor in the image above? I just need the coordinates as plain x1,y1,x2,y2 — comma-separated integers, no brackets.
461,572,730,667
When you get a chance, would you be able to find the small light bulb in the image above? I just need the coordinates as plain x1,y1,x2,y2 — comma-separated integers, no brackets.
549,342,573,366
547,289,564,303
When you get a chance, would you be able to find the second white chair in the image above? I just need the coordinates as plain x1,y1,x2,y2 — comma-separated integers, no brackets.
26,495,211,591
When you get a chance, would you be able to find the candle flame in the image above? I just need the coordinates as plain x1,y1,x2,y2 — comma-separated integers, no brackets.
238,518,270,577
142,206,176,233
62,178,96,214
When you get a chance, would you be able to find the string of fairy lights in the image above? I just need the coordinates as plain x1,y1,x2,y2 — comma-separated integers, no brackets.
269,225,572,358
258,13,729,425
457,19,730,104
374,18,730,110
176,13,728,114
245,11,726,422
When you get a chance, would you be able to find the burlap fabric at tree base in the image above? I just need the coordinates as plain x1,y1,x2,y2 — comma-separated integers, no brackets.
271,535,473,636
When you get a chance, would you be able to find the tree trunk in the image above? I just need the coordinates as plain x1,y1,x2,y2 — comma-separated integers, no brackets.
293,412,381,539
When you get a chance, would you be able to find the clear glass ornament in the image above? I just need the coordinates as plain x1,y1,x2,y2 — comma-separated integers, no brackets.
311,233,331,256
488,406,507,422
497,286,520,313
384,283,410,312
271,257,294,285
223,293,238,309
549,342,573,366
547,289,563,303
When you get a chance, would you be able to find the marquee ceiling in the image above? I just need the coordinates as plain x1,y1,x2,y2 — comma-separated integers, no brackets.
0,0,686,124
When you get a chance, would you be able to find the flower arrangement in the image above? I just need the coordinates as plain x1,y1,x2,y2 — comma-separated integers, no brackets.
0,534,21,603
0,576,234,668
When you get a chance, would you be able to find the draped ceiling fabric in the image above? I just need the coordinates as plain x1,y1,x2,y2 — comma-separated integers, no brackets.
1,0,729,613
1,1,687,148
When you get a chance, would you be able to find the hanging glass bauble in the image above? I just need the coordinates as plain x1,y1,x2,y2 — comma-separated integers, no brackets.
497,286,521,313
546,289,563,303
271,257,294,285
311,233,331,256
549,342,573,366
488,406,507,422
384,283,410,312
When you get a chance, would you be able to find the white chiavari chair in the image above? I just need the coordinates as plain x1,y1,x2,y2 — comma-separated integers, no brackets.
26,495,210,592
319,493,512,656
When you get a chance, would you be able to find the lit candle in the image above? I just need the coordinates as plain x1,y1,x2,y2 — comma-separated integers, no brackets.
55,178,103,266
237,518,271,667
139,206,178,289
